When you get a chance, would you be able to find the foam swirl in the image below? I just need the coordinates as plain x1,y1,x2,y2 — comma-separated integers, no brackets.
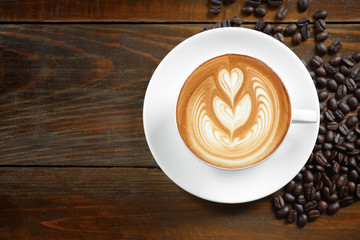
177,54,291,169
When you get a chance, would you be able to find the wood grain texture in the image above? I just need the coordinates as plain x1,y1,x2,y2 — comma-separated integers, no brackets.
0,167,358,239
0,0,359,23
0,24,359,166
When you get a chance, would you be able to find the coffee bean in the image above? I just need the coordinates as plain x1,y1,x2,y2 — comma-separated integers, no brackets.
293,202,304,214
316,77,327,88
327,79,338,92
318,90,329,102
210,5,222,14
327,98,337,111
297,194,306,205
231,16,243,26
276,205,290,218
319,125,326,134
327,122,339,131
339,123,350,136
349,149,360,155
346,131,357,143
285,180,296,193
254,7,267,17
276,7,288,20
298,0,308,12
348,181,356,193
304,186,316,201
324,62,337,75
340,65,351,76
315,190,322,201
323,143,333,151
310,56,323,69
247,0,261,7
355,125,360,136
352,51,360,62
301,25,311,40
330,183,337,194
336,85,347,99
292,32,302,45
343,142,355,151
327,202,340,214
308,210,320,220
334,72,346,84
318,200,328,213
347,96,359,111
296,172,303,181
273,32,284,42
337,152,345,163
315,67,327,77
326,130,335,142
316,32,328,42
304,200,318,212
221,19,231,27
284,192,296,203
336,175,346,189
293,184,303,196
346,116,359,128
263,23,273,34
242,6,254,15
317,134,325,144
335,144,346,152
313,10,328,20
330,56,343,67
329,41,342,54
328,193,339,203
268,0,283,7
331,161,341,175
356,184,360,199
211,0,222,4
284,23,297,36
303,170,314,183
322,186,330,199
339,185,349,199
340,196,354,208
273,195,285,209
342,56,356,67
324,110,335,121
334,109,345,121
286,209,297,223
355,89,360,101
273,25,283,33
297,214,308,227
350,69,360,81
356,138,360,148
315,43,327,55
315,19,326,32
296,17,310,27
349,169,359,182
255,19,266,31
334,134,344,145
338,102,350,114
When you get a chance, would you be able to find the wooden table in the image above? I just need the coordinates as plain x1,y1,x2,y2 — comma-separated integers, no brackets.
0,0,359,239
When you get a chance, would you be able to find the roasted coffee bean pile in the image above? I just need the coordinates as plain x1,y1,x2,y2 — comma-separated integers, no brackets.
205,1,327,47
204,0,360,228
273,52,360,228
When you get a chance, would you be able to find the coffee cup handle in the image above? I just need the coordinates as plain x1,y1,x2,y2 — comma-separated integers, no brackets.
292,109,318,123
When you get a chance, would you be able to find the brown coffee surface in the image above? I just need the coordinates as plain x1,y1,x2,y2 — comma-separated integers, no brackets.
176,54,291,169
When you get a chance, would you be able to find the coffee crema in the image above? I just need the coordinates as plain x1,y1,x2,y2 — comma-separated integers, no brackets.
176,54,291,169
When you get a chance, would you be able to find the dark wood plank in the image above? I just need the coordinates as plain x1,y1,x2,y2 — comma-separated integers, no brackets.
0,167,359,239
0,0,359,22
0,24,359,166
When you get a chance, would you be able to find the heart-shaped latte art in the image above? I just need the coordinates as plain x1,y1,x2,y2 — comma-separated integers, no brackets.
176,54,291,169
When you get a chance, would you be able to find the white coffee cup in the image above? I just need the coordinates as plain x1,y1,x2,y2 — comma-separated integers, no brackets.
143,27,320,203
175,53,318,170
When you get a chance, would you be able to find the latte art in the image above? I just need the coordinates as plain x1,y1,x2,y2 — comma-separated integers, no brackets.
177,54,291,169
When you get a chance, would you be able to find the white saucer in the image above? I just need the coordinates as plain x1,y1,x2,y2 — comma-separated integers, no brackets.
143,28,320,204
